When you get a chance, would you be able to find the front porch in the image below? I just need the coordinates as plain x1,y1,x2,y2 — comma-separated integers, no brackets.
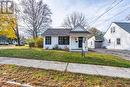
69,35,89,52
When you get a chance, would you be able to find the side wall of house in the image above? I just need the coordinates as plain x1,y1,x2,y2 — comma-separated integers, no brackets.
103,23,130,50
88,36,95,49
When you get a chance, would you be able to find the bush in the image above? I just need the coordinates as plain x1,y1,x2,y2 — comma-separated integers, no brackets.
35,37,43,48
26,38,35,48
26,38,35,44
64,46,69,51
26,37,43,48
29,42,35,48
52,45,61,50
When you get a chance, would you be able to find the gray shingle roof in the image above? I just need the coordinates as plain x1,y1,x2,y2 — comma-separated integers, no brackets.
42,28,71,36
70,31,90,33
42,27,90,36
114,22,130,33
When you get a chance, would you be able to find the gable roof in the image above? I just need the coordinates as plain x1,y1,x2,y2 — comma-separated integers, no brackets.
114,22,130,33
71,23,87,31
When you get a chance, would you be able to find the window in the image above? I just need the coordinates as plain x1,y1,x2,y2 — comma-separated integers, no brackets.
108,39,111,43
58,36,69,45
91,41,93,45
111,27,115,33
117,38,121,45
45,36,51,45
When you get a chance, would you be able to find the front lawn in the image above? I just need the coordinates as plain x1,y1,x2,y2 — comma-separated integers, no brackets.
0,64,130,87
0,48,130,68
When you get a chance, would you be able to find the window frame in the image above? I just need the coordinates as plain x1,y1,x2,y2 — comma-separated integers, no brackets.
117,38,121,45
111,27,115,33
45,36,51,45
108,39,111,43
58,36,69,45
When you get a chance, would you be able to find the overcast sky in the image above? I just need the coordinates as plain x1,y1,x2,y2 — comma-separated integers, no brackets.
43,0,130,32
14,0,130,33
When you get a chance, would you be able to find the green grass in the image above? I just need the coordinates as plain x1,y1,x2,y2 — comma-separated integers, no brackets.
0,48,130,68
0,64,130,87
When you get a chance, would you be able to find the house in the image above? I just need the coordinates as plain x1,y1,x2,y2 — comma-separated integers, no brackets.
0,35,18,45
88,36,103,49
42,25,90,52
88,36,95,49
103,22,130,50
0,36,9,45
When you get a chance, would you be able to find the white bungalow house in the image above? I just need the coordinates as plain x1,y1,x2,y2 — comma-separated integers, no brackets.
42,25,90,52
103,22,130,50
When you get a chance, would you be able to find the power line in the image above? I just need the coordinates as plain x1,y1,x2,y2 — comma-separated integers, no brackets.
94,6,130,27
89,0,123,26
89,0,117,21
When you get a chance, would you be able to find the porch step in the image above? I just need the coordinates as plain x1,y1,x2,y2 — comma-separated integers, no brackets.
70,49,88,52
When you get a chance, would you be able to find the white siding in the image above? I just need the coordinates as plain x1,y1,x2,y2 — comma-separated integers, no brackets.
88,36,95,49
70,37,79,49
103,23,130,50
44,36,69,49
44,36,88,51
70,37,88,51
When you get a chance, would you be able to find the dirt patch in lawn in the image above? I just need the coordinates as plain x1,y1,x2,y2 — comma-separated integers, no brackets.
0,64,130,87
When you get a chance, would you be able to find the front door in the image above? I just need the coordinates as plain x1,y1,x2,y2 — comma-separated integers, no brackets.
78,37,83,48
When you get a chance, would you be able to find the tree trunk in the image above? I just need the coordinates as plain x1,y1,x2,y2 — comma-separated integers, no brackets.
16,23,20,46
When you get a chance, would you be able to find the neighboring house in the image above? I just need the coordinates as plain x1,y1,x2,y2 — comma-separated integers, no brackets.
0,36,8,45
0,36,17,45
88,36,103,49
103,22,130,50
42,25,90,52
88,36,95,49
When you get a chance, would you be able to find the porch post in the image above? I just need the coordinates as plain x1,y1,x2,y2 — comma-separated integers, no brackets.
69,36,71,51
82,37,85,51
86,37,88,51
83,37,88,52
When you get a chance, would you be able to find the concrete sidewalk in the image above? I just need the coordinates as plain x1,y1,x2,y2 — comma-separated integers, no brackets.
0,57,130,79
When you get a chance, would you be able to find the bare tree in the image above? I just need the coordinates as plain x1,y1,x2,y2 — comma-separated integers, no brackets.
88,27,104,40
21,0,52,39
62,12,89,28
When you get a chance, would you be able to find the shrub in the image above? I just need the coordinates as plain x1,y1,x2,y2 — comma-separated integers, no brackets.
26,38,35,48
64,46,69,51
52,45,61,50
29,42,35,48
35,37,43,48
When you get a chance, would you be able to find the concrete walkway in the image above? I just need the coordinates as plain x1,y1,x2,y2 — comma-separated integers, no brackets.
0,57,130,79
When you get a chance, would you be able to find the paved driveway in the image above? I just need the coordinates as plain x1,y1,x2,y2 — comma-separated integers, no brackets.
92,49,130,61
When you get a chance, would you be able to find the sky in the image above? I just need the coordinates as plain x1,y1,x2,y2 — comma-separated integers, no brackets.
43,0,130,32
12,0,130,35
